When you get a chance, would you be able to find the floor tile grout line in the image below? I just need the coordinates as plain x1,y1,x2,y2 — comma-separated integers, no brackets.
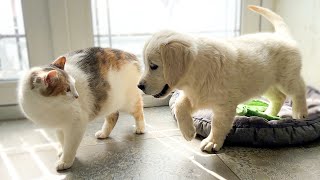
217,154,241,180
0,134,185,153
80,134,184,148
0,144,20,180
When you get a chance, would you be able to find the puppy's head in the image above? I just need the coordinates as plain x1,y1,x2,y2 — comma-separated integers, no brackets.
138,30,197,98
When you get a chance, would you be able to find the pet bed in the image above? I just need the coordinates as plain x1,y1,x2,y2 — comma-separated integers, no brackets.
169,87,320,146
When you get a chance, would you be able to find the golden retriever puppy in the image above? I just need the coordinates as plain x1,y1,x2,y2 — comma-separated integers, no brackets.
138,6,308,152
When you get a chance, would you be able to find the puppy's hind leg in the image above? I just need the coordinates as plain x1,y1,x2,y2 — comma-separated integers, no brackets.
130,96,145,134
95,112,119,139
279,76,308,119
263,87,286,116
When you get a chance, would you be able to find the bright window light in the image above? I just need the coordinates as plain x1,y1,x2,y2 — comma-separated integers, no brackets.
91,0,241,59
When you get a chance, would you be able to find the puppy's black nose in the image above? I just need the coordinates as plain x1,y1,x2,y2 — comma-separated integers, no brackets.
138,84,145,91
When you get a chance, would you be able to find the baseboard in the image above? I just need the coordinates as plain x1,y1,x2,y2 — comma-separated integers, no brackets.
0,104,25,121
0,95,170,120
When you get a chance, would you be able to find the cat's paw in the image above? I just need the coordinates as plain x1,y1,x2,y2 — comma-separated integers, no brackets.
57,150,63,158
135,121,145,134
57,145,63,157
95,130,109,139
135,127,145,134
200,136,223,153
55,160,73,171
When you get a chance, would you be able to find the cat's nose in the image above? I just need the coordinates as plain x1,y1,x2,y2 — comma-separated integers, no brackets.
137,82,145,91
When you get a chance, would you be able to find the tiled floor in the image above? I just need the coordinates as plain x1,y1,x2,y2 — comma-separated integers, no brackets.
0,106,320,180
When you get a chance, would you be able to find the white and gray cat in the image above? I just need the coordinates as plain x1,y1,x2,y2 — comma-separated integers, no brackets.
18,47,145,171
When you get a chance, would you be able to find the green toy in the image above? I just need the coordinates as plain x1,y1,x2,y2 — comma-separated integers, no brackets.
236,99,281,120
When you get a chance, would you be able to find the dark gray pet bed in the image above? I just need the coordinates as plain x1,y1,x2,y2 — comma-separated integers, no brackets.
170,87,320,146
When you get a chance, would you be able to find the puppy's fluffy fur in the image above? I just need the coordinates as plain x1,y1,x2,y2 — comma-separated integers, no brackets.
139,6,308,152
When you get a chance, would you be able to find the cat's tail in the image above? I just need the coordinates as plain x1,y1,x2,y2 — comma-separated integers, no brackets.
248,5,291,37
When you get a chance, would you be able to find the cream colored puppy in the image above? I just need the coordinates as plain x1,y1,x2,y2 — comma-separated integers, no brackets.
138,6,308,152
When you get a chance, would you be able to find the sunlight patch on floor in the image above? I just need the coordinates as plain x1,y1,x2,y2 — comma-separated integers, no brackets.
146,123,226,180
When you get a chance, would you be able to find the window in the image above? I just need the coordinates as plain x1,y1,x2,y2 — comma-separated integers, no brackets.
0,0,29,80
91,0,241,59
0,0,94,118
90,0,241,107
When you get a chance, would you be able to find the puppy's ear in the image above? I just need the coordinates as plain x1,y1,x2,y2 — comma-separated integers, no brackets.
160,41,195,87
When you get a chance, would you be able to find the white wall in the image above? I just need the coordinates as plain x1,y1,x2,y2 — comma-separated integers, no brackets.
275,0,320,89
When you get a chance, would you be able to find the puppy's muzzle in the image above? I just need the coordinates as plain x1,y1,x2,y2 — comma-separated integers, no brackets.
138,81,146,91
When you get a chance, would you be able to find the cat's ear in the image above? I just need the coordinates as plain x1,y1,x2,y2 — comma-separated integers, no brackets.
45,70,57,86
52,56,66,70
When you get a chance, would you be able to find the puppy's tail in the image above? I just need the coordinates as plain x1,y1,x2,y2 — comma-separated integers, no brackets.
248,5,290,36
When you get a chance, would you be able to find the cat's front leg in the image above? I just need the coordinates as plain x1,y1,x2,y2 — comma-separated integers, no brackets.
56,121,86,171
56,130,64,157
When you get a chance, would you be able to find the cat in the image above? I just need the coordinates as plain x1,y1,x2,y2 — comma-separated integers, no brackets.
18,47,145,171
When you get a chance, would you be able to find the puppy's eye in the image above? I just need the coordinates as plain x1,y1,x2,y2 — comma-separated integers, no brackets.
150,63,158,70
66,86,71,92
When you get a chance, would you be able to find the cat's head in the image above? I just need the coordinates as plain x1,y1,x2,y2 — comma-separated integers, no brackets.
29,56,79,99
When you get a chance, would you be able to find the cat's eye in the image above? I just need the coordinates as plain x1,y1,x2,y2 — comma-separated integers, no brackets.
150,63,158,70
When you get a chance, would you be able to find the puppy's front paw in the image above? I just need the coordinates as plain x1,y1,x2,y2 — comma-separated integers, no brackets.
135,121,145,134
292,102,308,120
95,130,109,139
292,110,308,120
179,123,196,141
55,159,73,171
200,137,223,153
